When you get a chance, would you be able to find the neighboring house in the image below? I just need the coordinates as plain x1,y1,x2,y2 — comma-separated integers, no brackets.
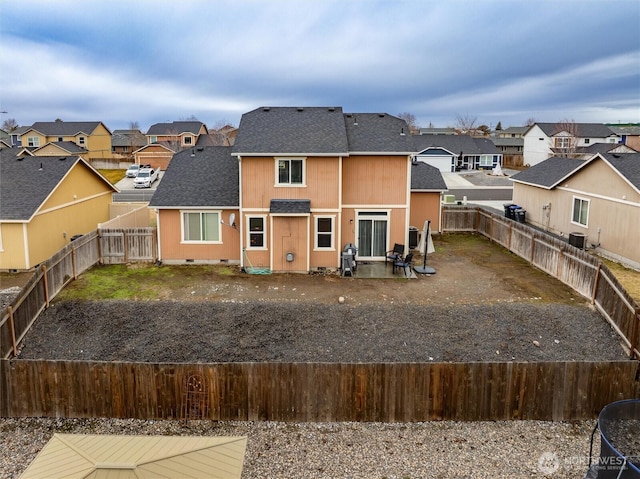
0,128,9,146
111,129,147,159
412,134,502,172
141,121,208,169
418,127,457,136
10,126,29,147
609,125,640,151
149,146,240,264
491,126,527,168
0,149,118,271
522,122,619,166
572,142,637,159
232,107,416,273
19,121,112,161
510,153,640,269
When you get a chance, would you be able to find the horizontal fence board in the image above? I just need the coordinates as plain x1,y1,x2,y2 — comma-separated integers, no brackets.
2,360,638,421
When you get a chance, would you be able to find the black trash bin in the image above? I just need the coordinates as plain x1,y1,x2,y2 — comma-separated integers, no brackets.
507,204,520,220
409,227,419,250
515,209,526,223
503,203,514,218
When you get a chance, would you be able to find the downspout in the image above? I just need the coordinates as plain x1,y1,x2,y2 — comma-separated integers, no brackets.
405,155,412,248
237,155,244,269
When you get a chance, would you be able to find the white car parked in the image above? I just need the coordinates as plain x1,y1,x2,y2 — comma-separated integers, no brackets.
133,167,159,188
125,164,140,178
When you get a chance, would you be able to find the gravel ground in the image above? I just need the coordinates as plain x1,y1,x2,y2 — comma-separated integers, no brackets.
18,300,626,362
1,417,601,479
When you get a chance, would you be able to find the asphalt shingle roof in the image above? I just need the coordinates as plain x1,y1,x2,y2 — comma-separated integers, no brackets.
602,153,640,190
233,107,349,155
413,134,499,155
533,123,616,138
270,199,311,214
0,149,82,220
510,157,588,188
149,146,238,207
36,141,87,154
28,121,105,136
410,161,448,190
146,121,206,136
343,113,415,153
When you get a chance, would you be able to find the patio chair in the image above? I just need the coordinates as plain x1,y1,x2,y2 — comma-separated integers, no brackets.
393,252,414,276
386,243,404,266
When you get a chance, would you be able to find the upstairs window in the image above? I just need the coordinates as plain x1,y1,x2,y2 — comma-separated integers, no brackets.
182,211,220,242
183,136,193,145
277,158,304,185
554,137,572,149
78,136,86,145
572,197,589,226
27,136,40,147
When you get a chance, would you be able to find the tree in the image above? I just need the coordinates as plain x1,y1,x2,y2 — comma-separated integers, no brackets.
128,121,140,131
553,119,580,158
397,112,419,133
525,117,537,127
1,118,18,132
453,113,477,135
495,121,503,131
208,119,236,146
476,125,491,136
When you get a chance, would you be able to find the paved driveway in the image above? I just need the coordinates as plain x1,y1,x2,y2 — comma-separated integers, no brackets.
113,171,163,202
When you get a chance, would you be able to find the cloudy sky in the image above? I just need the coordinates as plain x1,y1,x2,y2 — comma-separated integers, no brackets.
1,0,639,132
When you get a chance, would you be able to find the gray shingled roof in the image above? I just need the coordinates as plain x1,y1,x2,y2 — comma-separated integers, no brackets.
35,141,87,154
149,146,238,207
269,199,311,214
1,150,83,220
111,130,146,148
602,153,640,190
27,121,107,136
533,123,616,138
510,157,588,189
232,107,349,155
410,161,448,190
343,113,415,153
413,134,498,155
146,121,206,136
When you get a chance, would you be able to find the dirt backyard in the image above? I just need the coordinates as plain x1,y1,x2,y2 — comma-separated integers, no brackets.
13,233,628,363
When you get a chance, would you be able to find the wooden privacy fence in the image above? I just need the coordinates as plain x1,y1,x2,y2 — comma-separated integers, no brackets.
0,228,157,359
443,206,640,360
1,360,639,422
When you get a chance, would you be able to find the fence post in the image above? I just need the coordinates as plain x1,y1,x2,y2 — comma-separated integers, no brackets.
7,306,17,358
72,243,78,280
97,230,103,264
630,308,639,360
41,264,50,308
124,230,129,263
591,263,602,305
530,232,535,264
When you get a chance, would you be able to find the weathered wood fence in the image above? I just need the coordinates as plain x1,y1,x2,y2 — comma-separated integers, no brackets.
1,360,638,422
443,206,640,360
0,228,156,359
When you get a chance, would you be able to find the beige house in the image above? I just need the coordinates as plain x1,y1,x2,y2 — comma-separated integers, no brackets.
0,149,117,271
511,153,640,268
19,121,112,161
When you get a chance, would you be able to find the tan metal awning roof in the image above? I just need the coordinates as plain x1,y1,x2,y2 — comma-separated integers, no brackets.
20,433,247,479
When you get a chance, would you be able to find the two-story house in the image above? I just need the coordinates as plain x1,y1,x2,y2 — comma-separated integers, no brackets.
111,129,147,160
522,122,619,166
150,107,445,273
18,121,112,161
135,121,208,170
491,126,527,168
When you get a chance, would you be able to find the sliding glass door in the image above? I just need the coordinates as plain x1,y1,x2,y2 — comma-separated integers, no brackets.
357,212,388,259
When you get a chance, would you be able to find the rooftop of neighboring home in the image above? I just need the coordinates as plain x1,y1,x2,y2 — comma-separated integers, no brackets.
111,129,147,147
413,133,501,155
149,146,238,208
575,143,638,155
34,141,87,154
526,122,616,137
146,121,207,136
496,126,528,137
511,153,640,190
608,125,640,136
0,149,88,220
24,121,110,136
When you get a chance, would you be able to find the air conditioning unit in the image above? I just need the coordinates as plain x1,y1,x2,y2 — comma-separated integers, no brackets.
568,232,586,249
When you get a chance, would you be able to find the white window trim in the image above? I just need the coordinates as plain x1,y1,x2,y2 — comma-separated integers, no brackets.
27,136,40,147
479,155,493,166
275,157,306,187
180,210,222,244
78,136,86,145
246,214,268,250
571,196,589,227
314,215,335,251
183,135,193,145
